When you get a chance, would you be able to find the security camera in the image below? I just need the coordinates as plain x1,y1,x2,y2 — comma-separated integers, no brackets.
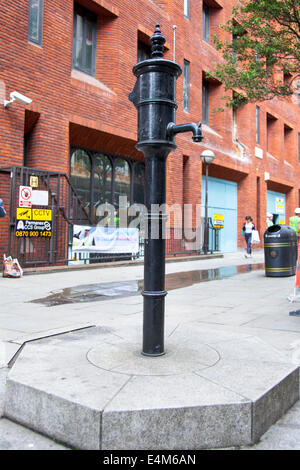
4,91,32,108
10,91,32,105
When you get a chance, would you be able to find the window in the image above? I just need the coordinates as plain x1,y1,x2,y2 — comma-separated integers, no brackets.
202,79,209,125
70,149,92,206
94,153,112,208
232,108,237,141
184,0,190,19
70,148,145,224
138,41,151,62
266,113,277,155
73,4,97,76
202,3,210,43
114,158,131,209
183,60,190,112
256,106,260,145
28,0,43,45
284,124,293,164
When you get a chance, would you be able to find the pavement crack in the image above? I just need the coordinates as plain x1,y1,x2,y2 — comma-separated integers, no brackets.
168,323,181,337
102,376,134,412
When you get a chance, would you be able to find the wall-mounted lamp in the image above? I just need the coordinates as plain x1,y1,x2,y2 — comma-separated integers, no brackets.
4,91,32,108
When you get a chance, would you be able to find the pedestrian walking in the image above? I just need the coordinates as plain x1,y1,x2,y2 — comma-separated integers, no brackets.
0,199,6,218
266,212,273,228
242,215,255,258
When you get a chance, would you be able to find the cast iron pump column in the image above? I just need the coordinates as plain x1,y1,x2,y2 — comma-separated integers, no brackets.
129,24,203,356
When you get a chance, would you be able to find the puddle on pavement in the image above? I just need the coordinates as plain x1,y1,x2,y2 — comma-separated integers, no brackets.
30,263,264,307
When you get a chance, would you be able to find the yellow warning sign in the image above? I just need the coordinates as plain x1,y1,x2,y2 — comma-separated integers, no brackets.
213,214,224,228
16,208,32,220
31,208,52,221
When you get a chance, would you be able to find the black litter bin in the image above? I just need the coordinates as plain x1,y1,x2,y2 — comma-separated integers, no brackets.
264,224,297,277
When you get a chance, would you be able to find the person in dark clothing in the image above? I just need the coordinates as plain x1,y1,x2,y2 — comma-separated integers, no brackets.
0,199,6,218
242,215,255,258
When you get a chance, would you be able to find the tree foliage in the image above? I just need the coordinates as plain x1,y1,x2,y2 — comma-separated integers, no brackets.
209,0,300,108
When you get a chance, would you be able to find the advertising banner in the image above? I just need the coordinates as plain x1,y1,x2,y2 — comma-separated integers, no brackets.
72,225,139,254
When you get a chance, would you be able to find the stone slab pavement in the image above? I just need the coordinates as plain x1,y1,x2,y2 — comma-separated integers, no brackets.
1,249,300,450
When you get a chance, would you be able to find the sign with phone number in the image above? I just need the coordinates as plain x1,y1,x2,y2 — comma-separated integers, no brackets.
15,220,52,237
16,230,52,238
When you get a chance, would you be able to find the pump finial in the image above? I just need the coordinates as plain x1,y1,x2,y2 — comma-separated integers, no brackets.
150,24,166,58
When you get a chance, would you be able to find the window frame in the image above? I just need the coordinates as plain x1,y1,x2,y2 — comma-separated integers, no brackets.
183,59,190,112
70,147,145,223
73,4,97,77
28,0,44,46
202,3,210,43
137,41,152,63
256,106,260,145
184,0,190,19
202,79,209,125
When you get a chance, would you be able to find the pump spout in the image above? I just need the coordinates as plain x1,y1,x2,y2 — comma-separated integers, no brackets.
167,121,203,143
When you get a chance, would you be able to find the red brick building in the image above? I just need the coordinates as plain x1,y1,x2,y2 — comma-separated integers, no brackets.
0,0,300,266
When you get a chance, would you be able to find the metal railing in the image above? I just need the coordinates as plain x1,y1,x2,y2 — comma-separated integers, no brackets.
165,221,220,257
1,166,221,267
2,166,92,267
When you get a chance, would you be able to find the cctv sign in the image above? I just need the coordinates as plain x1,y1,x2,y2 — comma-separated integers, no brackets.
19,186,32,208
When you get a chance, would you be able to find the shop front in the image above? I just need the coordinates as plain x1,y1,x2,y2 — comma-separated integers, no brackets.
201,176,238,253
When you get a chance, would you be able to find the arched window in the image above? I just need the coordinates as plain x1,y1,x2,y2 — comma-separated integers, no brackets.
70,149,91,207
133,162,145,205
94,153,112,219
114,158,131,209
70,148,145,224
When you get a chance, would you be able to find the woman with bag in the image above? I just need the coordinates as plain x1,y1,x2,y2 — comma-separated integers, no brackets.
242,216,256,258
0,199,6,218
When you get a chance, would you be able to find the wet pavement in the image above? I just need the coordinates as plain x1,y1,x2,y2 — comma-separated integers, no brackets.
30,263,265,306
1,250,300,450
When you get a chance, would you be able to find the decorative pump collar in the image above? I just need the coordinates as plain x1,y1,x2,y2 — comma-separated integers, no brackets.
150,24,166,58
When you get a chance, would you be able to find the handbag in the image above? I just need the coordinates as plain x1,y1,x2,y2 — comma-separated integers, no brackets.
251,230,260,244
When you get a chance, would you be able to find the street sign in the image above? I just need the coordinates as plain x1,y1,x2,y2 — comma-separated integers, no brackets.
31,190,49,206
31,208,52,221
16,208,32,220
213,214,224,228
16,220,52,237
29,176,39,188
19,186,32,208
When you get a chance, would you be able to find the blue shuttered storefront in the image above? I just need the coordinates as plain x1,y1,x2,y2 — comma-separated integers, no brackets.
202,176,238,253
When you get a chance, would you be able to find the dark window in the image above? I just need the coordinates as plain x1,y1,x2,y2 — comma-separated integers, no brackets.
266,113,277,154
70,149,92,207
184,0,190,19
203,3,210,43
137,41,151,62
202,79,209,125
183,60,190,112
114,158,131,209
94,154,113,212
73,4,97,76
70,148,145,224
28,0,43,45
256,106,260,145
